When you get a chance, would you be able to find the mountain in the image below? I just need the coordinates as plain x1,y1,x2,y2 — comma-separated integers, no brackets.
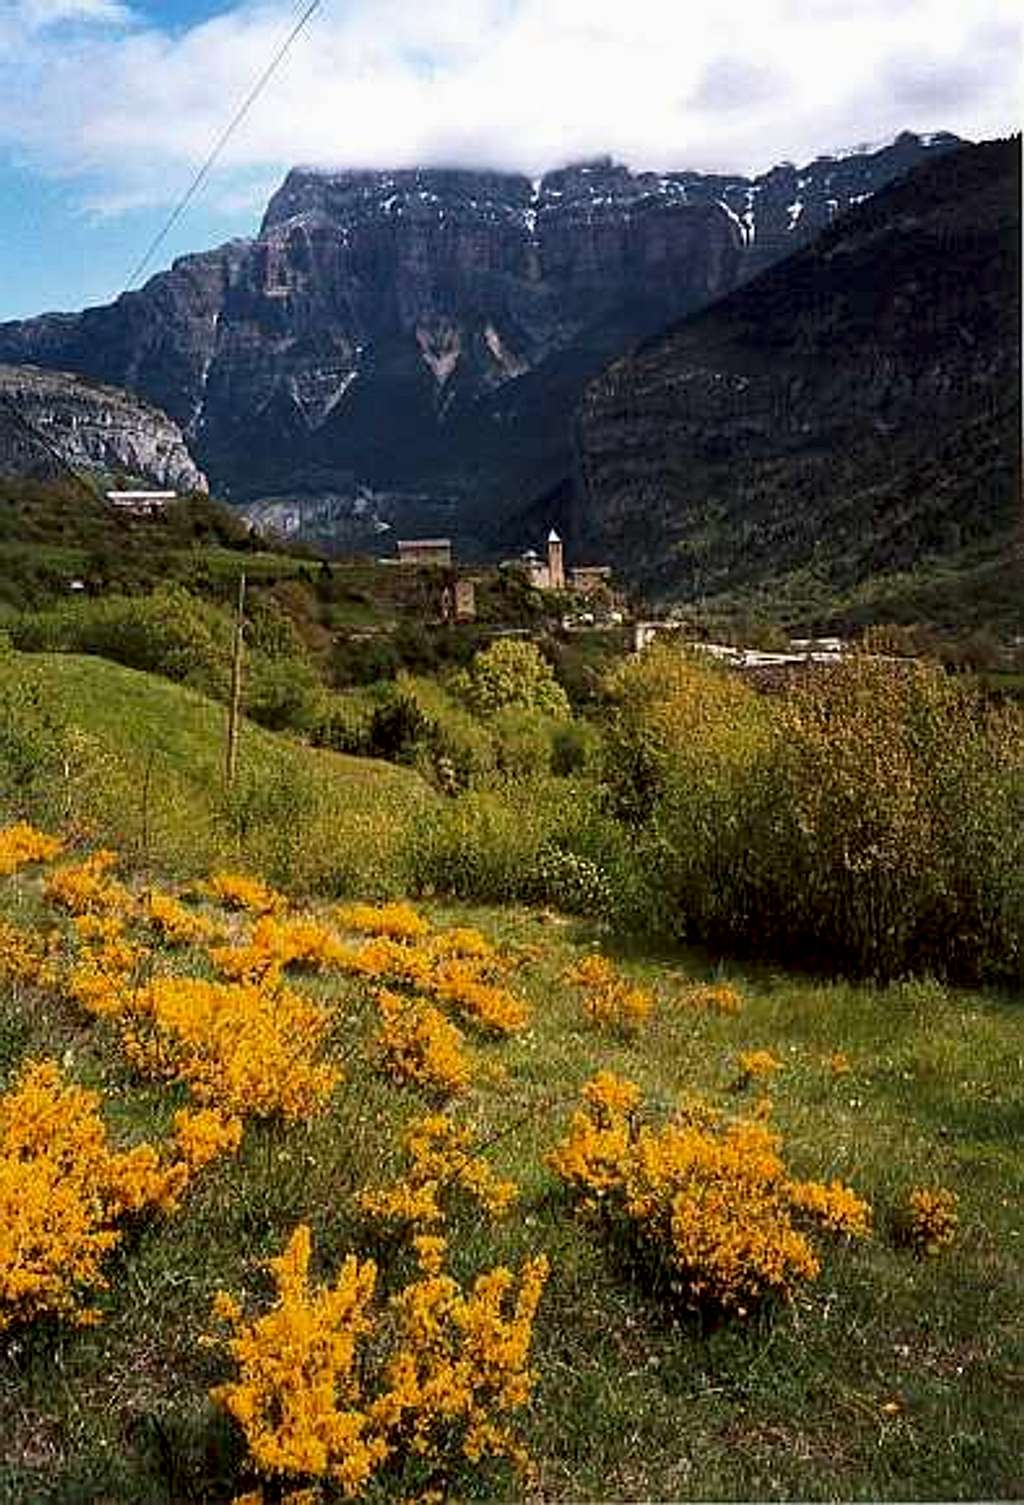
0,133,962,539
572,136,1022,628
0,364,207,492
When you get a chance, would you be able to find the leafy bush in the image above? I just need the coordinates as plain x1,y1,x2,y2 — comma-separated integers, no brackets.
10,587,325,737
454,638,571,719
605,646,1024,981
10,588,233,700
370,674,497,791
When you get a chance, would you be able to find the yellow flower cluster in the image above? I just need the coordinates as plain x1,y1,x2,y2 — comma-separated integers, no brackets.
142,889,219,947
428,956,528,1035
66,913,147,1017
902,1186,959,1255
0,917,60,990
0,1059,193,1330
358,1114,517,1230
787,1177,873,1239
212,1225,385,1495
564,953,652,1031
172,1106,244,1170
211,915,349,985
0,822,62,875
206,871,285,915
326,924,526,1038
548,1074,871,1312
124,976,340,1121
373,1233,548,1474
335,901,431,942
374,989,473,1097
737,1049,783,1082
682,981,745,1015
211,1223,547,1497
44,850,133,916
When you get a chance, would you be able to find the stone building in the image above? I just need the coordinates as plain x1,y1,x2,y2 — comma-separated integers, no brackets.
515,529,611,594
396,538,453,567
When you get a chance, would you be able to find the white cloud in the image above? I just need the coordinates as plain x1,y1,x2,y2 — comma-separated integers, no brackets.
0,0,1019,212
9,0,133,31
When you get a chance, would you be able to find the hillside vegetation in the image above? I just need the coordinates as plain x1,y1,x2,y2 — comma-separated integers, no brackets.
1,592,1022,1502
0,833,1021,1502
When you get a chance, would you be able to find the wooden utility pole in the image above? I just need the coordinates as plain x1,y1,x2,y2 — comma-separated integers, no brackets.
225,572,246,787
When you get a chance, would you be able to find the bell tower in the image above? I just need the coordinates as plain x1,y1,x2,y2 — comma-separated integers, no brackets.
546,528,565,591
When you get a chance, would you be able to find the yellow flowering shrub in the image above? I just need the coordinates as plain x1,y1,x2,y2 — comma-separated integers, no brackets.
371,1233,548,1477
211,916,349,985
212,1225,387,1496
142,889,219,947
123,976,339,1120
44,850,133,917
564,953,652,1031
0,822,62,875
358,1114,518,1230
207,872,285,915
210,1225,547,1498
0,917,60,990
548,1075,871,1313
737,1049,783,1082
335,902,430,942
65,913,147,1017
899,1186,959,1255
335,936,435,988
172,1106,244,1170
0,1059,187,1330
682,981,745,1015
544,1071,640,1208
424,927,494,961
375,990,473,1097
787,1178,873,1239
824,1050,852,1076
428,957,528,1035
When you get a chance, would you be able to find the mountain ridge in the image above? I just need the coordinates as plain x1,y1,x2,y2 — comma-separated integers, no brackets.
0,132,963,535
571,135,1021,626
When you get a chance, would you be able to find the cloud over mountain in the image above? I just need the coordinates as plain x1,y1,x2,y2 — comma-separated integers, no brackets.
0,0,1018,217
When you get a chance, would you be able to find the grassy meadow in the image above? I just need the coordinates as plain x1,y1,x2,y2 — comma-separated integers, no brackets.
0,624,1022,1502
0,855,1021,1503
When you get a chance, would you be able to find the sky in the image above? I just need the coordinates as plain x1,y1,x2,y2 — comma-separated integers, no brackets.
0,0,1019,320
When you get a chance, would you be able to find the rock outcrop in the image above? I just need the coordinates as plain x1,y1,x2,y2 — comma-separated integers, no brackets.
0,364,207,491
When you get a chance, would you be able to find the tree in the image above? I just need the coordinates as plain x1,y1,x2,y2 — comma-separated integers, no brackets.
457,638,570,719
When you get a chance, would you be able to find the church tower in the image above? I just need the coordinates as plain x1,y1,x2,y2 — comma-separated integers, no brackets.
546,528,565,590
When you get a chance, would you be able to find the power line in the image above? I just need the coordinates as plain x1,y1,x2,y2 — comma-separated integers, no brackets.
125,0,325,292
1,0,324,492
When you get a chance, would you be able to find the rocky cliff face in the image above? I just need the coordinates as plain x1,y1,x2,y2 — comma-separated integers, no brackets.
0,364,207,491
574,137,1021,612
0,133,961,531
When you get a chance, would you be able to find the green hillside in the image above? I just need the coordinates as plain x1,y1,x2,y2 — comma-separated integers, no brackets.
0,650,432,892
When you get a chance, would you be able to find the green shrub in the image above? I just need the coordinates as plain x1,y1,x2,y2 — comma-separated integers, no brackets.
10,588,232,699
490,706,561,781
370,674,496,790
454,637,571,719
312,687,382,757
0,657,72,826
605,646,1024,981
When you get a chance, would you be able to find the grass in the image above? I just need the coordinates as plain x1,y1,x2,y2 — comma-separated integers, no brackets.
0,650,433,892
1,866,1021,1503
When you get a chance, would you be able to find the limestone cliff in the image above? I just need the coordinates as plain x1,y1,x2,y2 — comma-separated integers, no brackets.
0,364,207,491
